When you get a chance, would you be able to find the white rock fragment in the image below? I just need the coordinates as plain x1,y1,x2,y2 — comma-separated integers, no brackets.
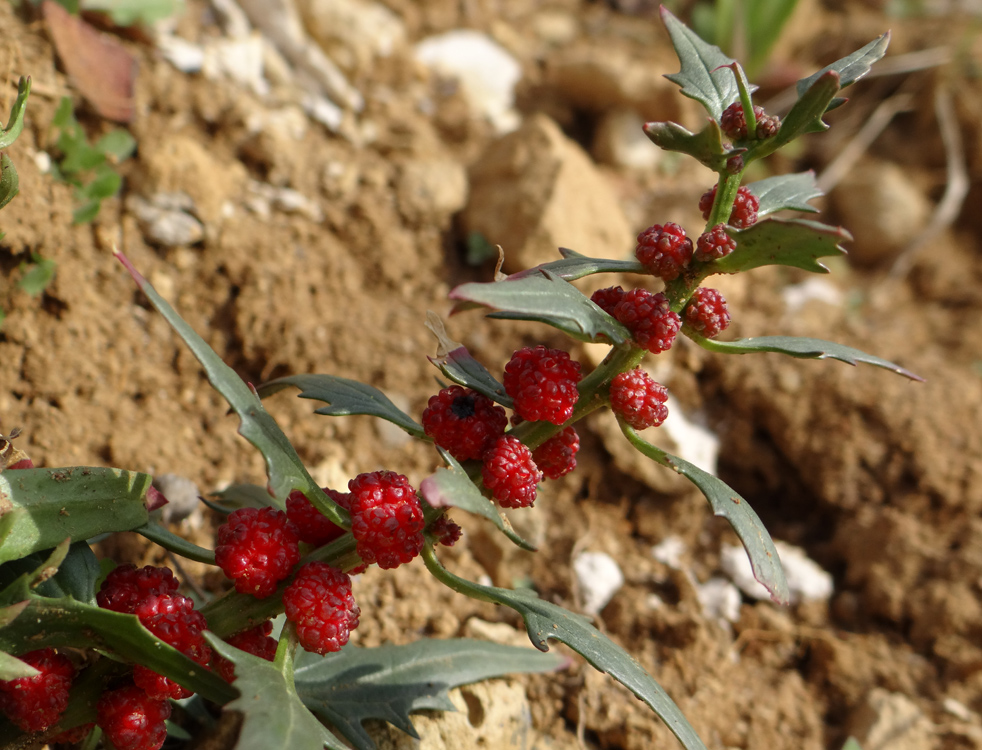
943,697,975,722
651,535,686,569
593,109,661,171
573,551,624,616
782,277,843,316
661,395,719,476
157,35,205,73
721,542,834,604
848,688,937,750
414,30,522,134
695,577,742,624
202,34,269,96
153,473,201,524
126,192,205,247
246,180,324,222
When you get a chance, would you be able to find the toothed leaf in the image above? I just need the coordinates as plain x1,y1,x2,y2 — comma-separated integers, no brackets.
659,6,751,120
428,346,513,408
691,334,924,381
422,548,708,750
641,119,727,169
257,374,425,439
420,452,535,552
508,248,642,282
746,172,822,217
709,218,848,275
619,424,790,604
295,639,566,750
450,272,631,344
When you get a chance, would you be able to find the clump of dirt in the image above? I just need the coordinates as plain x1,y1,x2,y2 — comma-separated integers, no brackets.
2,1,982,749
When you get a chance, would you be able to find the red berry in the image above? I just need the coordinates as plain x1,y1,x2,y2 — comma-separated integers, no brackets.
503,346,581,425
720,101,767,140
590,286,625,316
532,426,580,480
214,621,277,683
699,185,759,229
348,471,424,569
215,507,301,598
0,649,74,733
482,436,542,509
612,289,681,354
422,385,507,461
97,685,171,750
430,515,462,547
283,563,360,655
695,224,737,262
684,288,730,339
97,564,179,614
609,369,669,431
635,222,693,281
286,489,350,546
132,594,211,700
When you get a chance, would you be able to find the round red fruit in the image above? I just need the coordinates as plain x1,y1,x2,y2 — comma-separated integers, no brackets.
482,436,542,508
283,563,360,655
503,345,581,425
609,369,669,431
532,426,579,480
635,222,693,281
215,507,301,599
684,287,730,339
348,471,424,569
422,385,507,461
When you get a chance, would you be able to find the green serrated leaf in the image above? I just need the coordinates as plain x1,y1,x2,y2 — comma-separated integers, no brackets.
427,346,513,408
795,33,890,102
509,248,642,282
0,77,31,150
81,0,181,26
710,218,848,275
72,199,102,225
746,71,840,164
34,541,101,604
0,569,236,704
641,119,727,169
691,334,924,380
619,423,789,604
450,271,631,344
17,255,56,296
660,6,752,120
0,649,40,680
0,154,20,210
209,483,274,511
746,172,821,217
257,374,425,439
420,452,536,552
295,639,566,750
208,635,349,750
422,546,707,750
95,128,137,161
0,467,153,565
116,252,342,523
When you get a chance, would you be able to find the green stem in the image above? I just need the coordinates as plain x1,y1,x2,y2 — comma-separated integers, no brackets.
730,64,757,141
421,544,496,604
137,522,216,565
707,170,743,230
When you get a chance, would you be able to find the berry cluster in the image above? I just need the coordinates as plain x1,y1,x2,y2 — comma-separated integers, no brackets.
213,621,278,683
0,648,75,733
699,185,759,229
215,507,301,598
719,101,780,141
635,222,693,281
283,562,360,655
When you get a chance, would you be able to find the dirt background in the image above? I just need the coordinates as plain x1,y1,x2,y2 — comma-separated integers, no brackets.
2,1,982,749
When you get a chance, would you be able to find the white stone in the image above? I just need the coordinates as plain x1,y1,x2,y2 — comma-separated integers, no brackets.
721,542,834,605
126,193,205,247
695,577,742,624
782,277,843,316
573,551,624,616
661,395,719,476
153,473,201,524
246,180,324,222
157,34,205,73
414,30,522,134
201,34,269,96
593,109,661,171
651,536,686,569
